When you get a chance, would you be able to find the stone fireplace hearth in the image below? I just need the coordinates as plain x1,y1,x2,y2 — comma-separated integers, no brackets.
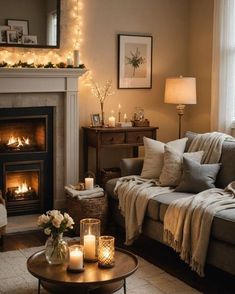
0,68,85,212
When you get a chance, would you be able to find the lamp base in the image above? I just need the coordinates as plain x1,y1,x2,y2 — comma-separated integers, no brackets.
176,104,185,139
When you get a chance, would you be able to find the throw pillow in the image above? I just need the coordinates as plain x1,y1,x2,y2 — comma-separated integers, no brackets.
159,145,204,186
141,137,188,179
175,157,221,193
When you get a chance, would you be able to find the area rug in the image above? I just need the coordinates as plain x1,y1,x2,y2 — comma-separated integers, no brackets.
0,246,201,294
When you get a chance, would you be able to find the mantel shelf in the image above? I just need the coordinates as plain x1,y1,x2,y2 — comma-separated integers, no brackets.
0,67,87,78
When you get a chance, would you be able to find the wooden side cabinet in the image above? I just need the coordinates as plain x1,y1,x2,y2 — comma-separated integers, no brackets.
83,126,158,184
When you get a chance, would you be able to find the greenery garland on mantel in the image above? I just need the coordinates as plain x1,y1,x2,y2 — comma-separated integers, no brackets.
0,61,86,69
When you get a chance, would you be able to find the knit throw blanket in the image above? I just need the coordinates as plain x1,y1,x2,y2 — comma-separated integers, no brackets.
188,131,233,163
164,131,234,276
164,182,235,276
114,176,172,245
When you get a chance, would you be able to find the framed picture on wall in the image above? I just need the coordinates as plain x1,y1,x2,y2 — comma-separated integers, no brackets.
22,35,38,45
7,19,29,41
0,26,10,43
6,30,18,44
118,34,153,89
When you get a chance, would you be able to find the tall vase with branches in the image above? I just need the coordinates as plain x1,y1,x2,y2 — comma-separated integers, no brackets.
90,79,114,126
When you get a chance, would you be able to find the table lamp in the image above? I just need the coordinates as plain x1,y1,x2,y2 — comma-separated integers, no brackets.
164,76,196,138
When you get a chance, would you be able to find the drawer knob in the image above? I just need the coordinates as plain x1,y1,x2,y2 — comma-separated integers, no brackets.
110,137,114,141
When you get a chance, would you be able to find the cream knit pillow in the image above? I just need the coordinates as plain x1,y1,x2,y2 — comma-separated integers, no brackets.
159,145,204,186
141,137,188,179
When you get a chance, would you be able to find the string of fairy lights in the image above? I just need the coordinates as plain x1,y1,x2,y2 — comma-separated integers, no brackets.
0,0,84,67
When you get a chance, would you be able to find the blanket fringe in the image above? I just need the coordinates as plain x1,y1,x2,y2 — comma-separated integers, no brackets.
190,259,205,277
163,230,181,252
164,230,204,276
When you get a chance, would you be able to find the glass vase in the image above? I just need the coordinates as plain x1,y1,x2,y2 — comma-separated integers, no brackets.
45,233,69,265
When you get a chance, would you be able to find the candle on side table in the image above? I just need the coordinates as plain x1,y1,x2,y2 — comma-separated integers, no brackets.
108,116,116,127
85,177,94,190
84,234,96,260
98,236,115,268
68,245,83,271
80,218,100,262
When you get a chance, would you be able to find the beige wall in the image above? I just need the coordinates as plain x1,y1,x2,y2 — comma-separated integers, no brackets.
187,0,214,133
79,0,190,174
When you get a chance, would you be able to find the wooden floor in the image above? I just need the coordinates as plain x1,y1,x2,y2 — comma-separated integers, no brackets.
1,231,235,294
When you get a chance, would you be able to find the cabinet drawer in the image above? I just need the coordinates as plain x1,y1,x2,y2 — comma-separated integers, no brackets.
126,131,153,144
101,133,125,145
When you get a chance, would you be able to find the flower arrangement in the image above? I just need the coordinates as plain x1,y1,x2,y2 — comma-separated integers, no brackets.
37,210,74,238
38,210,75,264
89,78,115,126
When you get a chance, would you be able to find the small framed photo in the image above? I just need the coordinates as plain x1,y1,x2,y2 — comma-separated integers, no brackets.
118,34,153,89
22,35,37,45
7,30,18,44
0,26,10,43
90,114,102,127
7,19,29,41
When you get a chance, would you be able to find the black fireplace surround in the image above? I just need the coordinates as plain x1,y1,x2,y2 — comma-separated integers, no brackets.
0,107,53,215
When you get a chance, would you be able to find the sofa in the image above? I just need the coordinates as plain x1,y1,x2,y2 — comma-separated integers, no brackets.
106,132,235,276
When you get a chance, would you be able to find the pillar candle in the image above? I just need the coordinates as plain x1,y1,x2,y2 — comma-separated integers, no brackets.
108,116,116,127
69,248,83,270
84,234,96,260
124,113,127,122
73,50,80,67
85,178,94,190
67,56,72,66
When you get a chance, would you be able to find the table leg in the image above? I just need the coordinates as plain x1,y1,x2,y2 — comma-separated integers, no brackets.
123,279,126,294
38,280,41,294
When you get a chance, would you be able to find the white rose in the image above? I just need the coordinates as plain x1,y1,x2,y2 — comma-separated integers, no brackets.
44,228,51,235
49,210,60,217
37,214,50,226
64,213,74,228
52,213,64,228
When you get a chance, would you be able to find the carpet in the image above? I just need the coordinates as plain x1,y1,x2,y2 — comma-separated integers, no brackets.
0,246,201,294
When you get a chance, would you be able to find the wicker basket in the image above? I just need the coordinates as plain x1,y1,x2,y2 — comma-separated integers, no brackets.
66,194,108,235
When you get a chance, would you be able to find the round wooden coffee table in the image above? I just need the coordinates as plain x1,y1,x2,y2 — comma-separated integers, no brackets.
27,247,138,294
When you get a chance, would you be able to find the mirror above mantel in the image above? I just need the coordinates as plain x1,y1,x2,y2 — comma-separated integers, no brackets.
0,0,60,48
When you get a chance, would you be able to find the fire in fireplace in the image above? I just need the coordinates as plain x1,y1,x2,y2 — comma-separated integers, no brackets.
0,116,46,153
6,171,39,201
0,107,53,216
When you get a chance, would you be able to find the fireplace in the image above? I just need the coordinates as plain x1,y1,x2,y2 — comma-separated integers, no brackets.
0,68,84,211
0,107,53,215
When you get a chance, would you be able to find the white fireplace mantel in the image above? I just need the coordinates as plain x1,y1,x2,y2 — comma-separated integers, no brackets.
0,68,86,190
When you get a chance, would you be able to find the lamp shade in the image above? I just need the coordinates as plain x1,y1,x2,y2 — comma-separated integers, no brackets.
164,77,196,105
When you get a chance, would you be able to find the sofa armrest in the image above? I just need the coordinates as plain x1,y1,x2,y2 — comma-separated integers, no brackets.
120,157,144,176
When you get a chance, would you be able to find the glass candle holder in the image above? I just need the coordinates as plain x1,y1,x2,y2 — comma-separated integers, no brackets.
98,236,115,268
80,218,100,262
67,245,84,272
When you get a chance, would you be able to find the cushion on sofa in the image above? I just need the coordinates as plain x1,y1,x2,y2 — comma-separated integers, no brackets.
175,157,221,193
159,146,204,186
141,137,188,179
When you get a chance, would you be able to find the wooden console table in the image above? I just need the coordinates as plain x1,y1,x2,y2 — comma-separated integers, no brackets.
83,126,158,183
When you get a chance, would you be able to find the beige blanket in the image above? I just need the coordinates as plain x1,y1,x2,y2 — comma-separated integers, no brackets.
114,176,172,245
164,182,235,276
188,131,233,163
